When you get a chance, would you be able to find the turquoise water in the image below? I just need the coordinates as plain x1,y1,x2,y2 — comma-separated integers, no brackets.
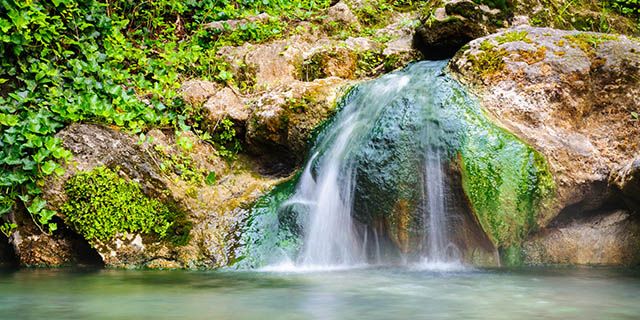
1,267,639,319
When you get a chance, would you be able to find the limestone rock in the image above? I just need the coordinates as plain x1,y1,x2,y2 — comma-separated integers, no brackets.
326,1,361,31
299,47,359,81
610,158,640,210
523,210,640,266
245,77,351,172
450,26,640,230
180,80,220,106
202,87,249,126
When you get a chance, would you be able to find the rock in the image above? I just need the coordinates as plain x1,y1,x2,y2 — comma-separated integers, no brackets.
202,87,249,126
326,1,361,31
451,26,640,228
11,123,280,268
610,158,640,210
523,210,640,266
414,0,503,59
299,47,359,81
180,80,220,106
245,77,351,173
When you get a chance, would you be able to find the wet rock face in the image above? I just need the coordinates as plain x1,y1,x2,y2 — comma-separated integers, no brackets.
414,0,505,59
523,210,640,266
245,77,352,174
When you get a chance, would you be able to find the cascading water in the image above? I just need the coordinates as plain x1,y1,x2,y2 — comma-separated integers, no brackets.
278,60,462,269
282,72,413,267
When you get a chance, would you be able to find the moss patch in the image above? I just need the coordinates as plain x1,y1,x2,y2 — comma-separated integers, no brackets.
564,33,619,56
455,89,555,248
496,30,532,44
467,41,508,79
60,166,191,245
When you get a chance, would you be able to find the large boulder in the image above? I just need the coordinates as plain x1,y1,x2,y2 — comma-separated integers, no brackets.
9,124,280,268
450,26,640,264
245,77,353,173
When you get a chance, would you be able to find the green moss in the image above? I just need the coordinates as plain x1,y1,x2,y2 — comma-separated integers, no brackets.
154,144,213,186
235,174,302,268
456,91,555,248
468,41,508,78
60,166,191,245
564,33,619,56
496,31,532,44
500,245,524,266
352,0,395,27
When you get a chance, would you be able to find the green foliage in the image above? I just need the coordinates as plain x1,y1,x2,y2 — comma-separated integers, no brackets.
610,0,640,16
0,0,330,232
213,118,242,160
352,0,394,27
529,0,638,34
60,166,191,244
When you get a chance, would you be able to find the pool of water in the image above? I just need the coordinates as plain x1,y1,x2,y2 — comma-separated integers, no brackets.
1,266,639,319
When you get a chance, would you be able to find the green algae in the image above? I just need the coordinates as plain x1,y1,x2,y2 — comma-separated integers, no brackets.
234,174,302,268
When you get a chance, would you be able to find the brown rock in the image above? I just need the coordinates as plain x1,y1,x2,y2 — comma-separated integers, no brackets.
327,2,361,31
245,77,352,172
414,0,503,59
180,80,220,106
523,210,640,266
13,123,280,268
202,87,249,125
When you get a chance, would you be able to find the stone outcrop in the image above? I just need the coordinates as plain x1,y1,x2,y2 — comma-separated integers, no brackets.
523,210,640,266
450,26,640,264
9,124,281,268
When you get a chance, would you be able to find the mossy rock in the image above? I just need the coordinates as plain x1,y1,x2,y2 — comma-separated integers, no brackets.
61,166,191,245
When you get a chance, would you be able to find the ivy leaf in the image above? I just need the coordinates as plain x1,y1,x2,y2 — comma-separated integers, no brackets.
38,209,57,225
0,113,19,126
205,171,217,186
27,197,46,215
41,160,57,175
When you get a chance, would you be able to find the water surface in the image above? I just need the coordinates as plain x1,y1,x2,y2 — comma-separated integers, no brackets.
1,267,639,319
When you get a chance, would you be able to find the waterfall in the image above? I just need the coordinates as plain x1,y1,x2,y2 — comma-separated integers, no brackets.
242,60,545,271
282,72,413,268
276,61,464,269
